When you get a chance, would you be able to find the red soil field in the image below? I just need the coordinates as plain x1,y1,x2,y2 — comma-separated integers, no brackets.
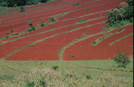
63,25,133,60
3,12,107,42
0,0,120,38
0,0,123,27
0,0,123,40
0,0,132,61
6,23,105,60
0,17,107,59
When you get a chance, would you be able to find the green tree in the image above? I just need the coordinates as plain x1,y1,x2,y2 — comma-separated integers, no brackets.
113,53,130,68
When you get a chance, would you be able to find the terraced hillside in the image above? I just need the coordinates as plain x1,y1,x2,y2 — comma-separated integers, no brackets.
0,0,133,61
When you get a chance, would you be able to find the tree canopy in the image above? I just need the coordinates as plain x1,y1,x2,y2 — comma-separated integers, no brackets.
0,0,49,7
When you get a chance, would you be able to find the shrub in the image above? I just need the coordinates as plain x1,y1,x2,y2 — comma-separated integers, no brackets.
20,6,25,12
6,36,9,38
93,41,96,45
28,21,33,26
52,66,59,70
86,75,91,79
27,28,33,32
113,53,130,68
11,29,13,33
40,21,45,27
73,3,80,6
50,17,56,22
77,19,88,23
26,81,35,87
28,21,35,31
72,55,75,57
15,33,19,35
31,25,35,30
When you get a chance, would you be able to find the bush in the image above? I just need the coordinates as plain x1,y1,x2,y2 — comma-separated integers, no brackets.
72,55,75,57
52,66,59,70
73,3,80,6
93,41,96,45
28,21,35,31
86,75,91,79
20,6,25,12
15,33,19,35
40,21,45,27
50,17,56,22
11,29,13,33
113,53,130,68
26,81,35,87
28,21,33,26
27,28,33,32
6,36,9,38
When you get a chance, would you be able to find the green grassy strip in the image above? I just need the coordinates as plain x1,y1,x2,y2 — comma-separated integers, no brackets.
109,33,133,46
58,26,127,60
73,0,99,6
58,32,104,60
0,16,106,45
1,21,105,60
0,7,17,13
92,29,125,46
81,66,133,72
77,19,88,23
0,61,28,73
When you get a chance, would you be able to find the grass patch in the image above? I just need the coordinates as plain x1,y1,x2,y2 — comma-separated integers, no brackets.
73,3,80,6
109,33,133,46
77,19,88,23
0,60,133,87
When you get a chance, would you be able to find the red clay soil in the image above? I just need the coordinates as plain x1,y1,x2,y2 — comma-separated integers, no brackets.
6,23,105,60
63,25,133,60
0,0,123,37
0,17,107,59
2,12,107,41
2,0,123,30
0,0,95,23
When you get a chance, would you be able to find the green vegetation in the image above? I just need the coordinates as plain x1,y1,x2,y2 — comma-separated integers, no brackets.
20,6,25,12
52,66,59,70
27,21,35,32
77,19,88,23
73,3,80,6
10,29,13,34
110,33,133,46
113,53,131,68
0,60,133,87
0,0,53,7
0,75,14,80
104,0,133,28
50,17,56,22
14,33,19,35
40,21,45,27
92,28,125,46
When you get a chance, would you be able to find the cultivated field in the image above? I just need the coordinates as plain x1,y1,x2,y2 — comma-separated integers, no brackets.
0,0,133,86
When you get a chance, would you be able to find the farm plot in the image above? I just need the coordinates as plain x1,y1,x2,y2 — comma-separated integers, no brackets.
6,23,106,60
0,0,123,39
0,17,107,59
2,11,107,42
63,25,133,60
0,0,122,26
0,0,121,39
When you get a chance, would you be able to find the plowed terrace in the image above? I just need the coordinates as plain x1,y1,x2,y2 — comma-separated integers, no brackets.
0,0,133,60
